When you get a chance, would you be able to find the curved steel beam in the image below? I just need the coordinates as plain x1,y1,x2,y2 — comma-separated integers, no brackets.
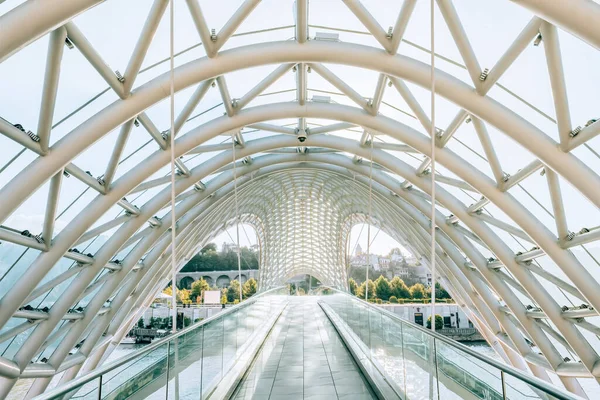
2,41,599,225
0,0,105,63
511,0,600,50
3,107,599,383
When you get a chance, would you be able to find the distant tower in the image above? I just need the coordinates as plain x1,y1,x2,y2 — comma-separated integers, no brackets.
356,243,363,256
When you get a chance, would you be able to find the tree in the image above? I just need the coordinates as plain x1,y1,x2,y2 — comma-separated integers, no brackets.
179,288,191,304
390,277,410,298
348,278,358,295
374,276,392,301
243,278,258,299
427,314,444,330
227,280,241,302
357,279,376,300
435,282,451,300
201,243,217,254
190,278,210,299
221,295,228,304
137,318,144,328
163,285,182,303
409,283,426,299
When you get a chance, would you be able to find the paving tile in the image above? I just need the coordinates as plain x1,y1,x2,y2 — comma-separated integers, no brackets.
231,297,375,400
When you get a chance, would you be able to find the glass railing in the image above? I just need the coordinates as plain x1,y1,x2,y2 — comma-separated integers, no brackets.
319,290,583,400
35,287,289,400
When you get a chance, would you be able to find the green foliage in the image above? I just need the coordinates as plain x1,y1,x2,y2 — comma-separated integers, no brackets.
221,295,228,304
357,279,376,300
348,278,358,295
427,314,444,330
243,278,258,299
227,280,241,302
200,243,217,254
233,299,240,304
349,276,451,304
190,278,210,299
181,242,258,272
376,298,383,304
409,283,426,299
137,318,144,328
374,275,392,300
390,276,410,298
435,282,451,299
297,287,306,296
163,285,182,303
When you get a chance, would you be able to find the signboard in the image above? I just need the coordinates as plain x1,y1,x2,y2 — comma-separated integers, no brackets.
414,312,424,326
203,290,221,305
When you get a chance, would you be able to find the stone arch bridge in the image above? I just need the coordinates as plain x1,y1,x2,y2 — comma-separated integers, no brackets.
176,270,259,289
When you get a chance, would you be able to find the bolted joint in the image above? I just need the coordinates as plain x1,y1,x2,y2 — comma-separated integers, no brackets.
115,70,125,83
569,126,582,138
210,29,217,42
27,130,40,143
479,68,489,82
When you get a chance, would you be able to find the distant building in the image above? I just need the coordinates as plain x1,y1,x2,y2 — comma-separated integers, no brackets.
221,242,239,253
355,243,363,256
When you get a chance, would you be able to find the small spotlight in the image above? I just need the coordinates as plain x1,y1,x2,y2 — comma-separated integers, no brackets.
65,37,74,49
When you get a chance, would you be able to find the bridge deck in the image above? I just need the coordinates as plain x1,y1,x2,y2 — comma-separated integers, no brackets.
231,297,376,400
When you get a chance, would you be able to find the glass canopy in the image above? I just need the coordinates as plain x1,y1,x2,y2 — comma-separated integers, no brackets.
1,0,600,398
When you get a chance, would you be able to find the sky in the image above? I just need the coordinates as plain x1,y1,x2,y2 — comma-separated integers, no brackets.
212,222,410,256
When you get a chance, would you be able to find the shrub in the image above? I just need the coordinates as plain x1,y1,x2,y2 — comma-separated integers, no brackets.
426,314,444,330
389,296,398,303
376,298,383,304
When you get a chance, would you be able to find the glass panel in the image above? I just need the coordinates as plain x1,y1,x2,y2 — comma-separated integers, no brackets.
435,339,503,400
222,310,238,372
68,377,101,400
402,323,438,400
503,373,544,399
167,327,204,399
102,342,169,399
381,313,407,398
200,314,224,396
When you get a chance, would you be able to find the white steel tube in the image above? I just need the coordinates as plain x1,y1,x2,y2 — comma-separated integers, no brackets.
37,26,67,153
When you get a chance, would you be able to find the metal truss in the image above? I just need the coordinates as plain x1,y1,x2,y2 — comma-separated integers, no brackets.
1,0,600,398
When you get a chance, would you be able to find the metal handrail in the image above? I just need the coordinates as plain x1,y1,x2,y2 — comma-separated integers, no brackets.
33,286,286,400
323,289,584,400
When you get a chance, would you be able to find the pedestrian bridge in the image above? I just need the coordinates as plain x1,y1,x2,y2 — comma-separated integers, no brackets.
37,289,577,400
2,0,600,398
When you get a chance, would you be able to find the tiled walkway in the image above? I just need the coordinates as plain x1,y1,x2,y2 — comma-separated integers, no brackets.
232,297,376,400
